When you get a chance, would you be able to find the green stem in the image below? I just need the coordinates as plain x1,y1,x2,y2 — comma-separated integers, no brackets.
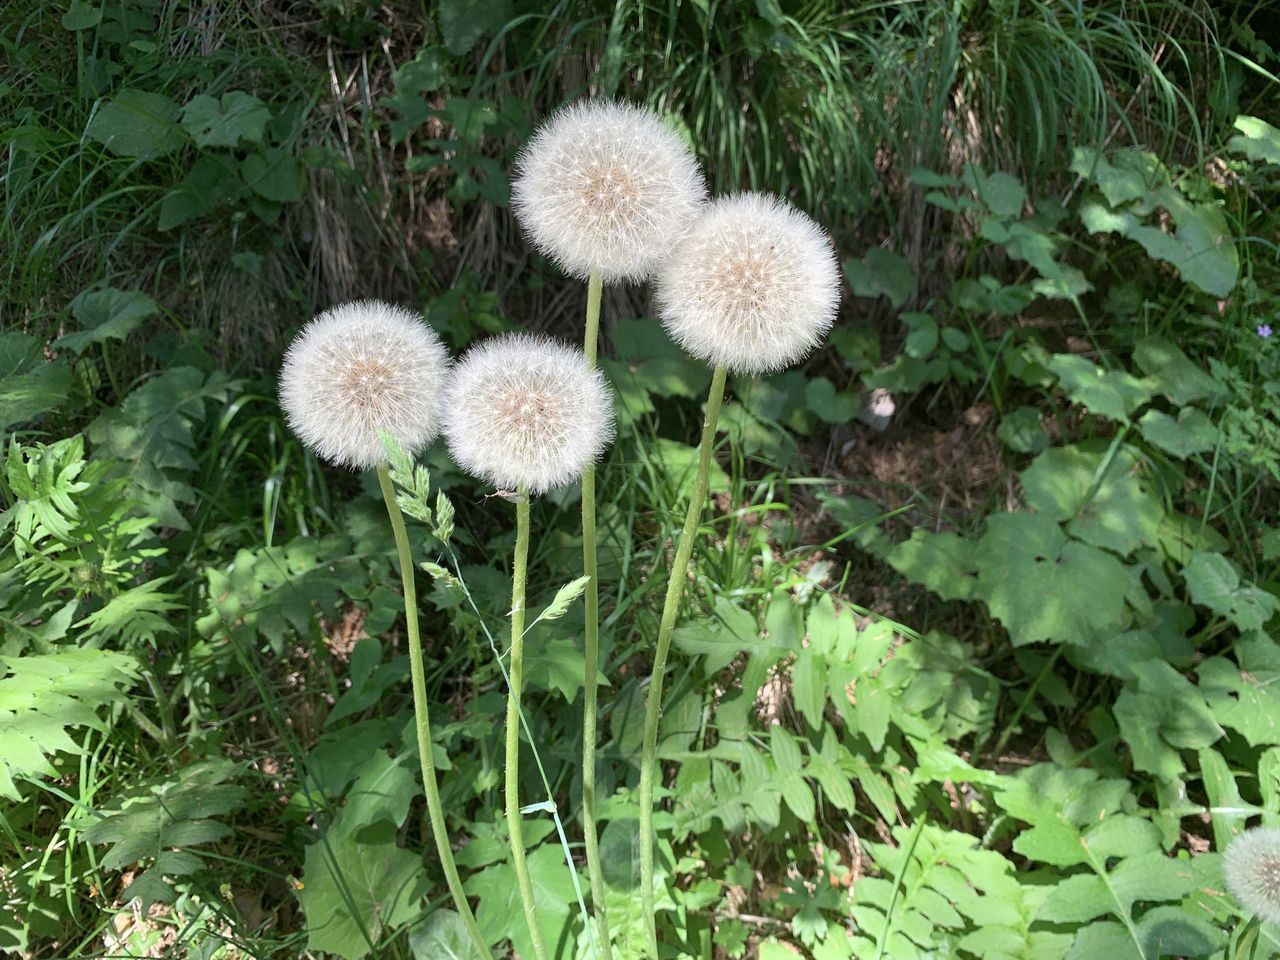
506,492,548,960
580,269,611,952
375,466,489,959
638,366,728,956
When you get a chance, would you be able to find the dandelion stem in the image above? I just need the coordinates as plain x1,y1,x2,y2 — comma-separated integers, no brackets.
638,365,728,956
375,464,489,959
506,490,549,960
580,269,612,952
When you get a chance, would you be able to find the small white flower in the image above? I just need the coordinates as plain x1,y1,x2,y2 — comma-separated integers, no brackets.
512,99,707,283
1225,826,1280,924
278,300,450,470
655,192,841,375
443,333,615,495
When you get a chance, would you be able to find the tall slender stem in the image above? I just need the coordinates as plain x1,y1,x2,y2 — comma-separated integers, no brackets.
638,366,728,956
580,269,611,952
506,492,548,960
375,465,488,959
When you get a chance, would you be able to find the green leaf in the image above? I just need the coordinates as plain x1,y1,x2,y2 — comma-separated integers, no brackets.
82,760,244,911
976,512,1130,646
86,89,185,158
437,0,512,55
843,247,916,308
55,287,159,355
0,649,138,800
343,750,419,834
297,826,427,960
1132,337,1225,406
467,843,574,959
158,153,242,230
599,818,641,889
524,636,605,703
408,910,486,960
180,91,270,148
240,148,304,202
887,529,978,601
1020,444,1162,556
673,598,781,673
61,0,102,30
804,376,860,423
1199,638,1280,747
996,406,1048,454
1183,551,1278,632
1138,408,1217,459
1227,115,1280,165
1048,354,1153,422
0,334,71,431
970,168,1027,217
902,312,939,358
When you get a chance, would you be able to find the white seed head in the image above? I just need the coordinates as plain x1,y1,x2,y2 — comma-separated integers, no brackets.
1225,826,1280,924
655,192,841,375
443,333,615,494
512,99,707,283
278,300,450,470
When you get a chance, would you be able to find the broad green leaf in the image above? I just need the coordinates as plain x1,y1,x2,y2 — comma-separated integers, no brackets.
180,91,270,148
976,512,1130,646
1132,336,1225,405
1020,444,1162,555
1227,115,1280,165
0,334,71,431
343,750,419,834
804,376,860,423
524,636,605,703
1199,638,1280,747
0,649,138,800
1138,408,1217,459
843,247,916,308
996,405,1048,453
55,287,159,355
887,529,977,601
1070,146,1159,206
969,168,1027,217
408,910,486,960
240,148,305,202
61,0,102,30
1183,551,1278,632
467,843,575,959
437,0,512,55
158,153,242,230
599,818,641,889
86,89,185,158
297,827,426,960
1048,354,1153,422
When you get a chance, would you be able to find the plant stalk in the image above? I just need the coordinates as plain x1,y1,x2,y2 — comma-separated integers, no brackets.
638,365,728,956
375,465,489,959
580,269,611,951
506,491,549,960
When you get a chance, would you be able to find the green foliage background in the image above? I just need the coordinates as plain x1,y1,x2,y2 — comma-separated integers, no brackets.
3,0,1280,957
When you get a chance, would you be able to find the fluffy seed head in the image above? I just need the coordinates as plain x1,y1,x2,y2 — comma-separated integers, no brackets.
279,301,450,470
655,192,841,375
1225,827,1280,924
443,334,615,494
512,99,707,283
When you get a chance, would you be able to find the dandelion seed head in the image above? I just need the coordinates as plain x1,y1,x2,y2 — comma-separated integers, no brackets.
1225,826,1280,924
444,333,615,494
655,192,841,375
512,100,707,282
278,300,450,470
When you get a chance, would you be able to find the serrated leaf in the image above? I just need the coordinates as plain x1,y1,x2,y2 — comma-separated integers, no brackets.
1227,115,1280,165
672,598,781,674
887,529,978,601
996,405,1048,453
0,649,138,800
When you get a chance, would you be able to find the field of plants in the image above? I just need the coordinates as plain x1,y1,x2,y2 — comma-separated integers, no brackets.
4,1,1280,958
